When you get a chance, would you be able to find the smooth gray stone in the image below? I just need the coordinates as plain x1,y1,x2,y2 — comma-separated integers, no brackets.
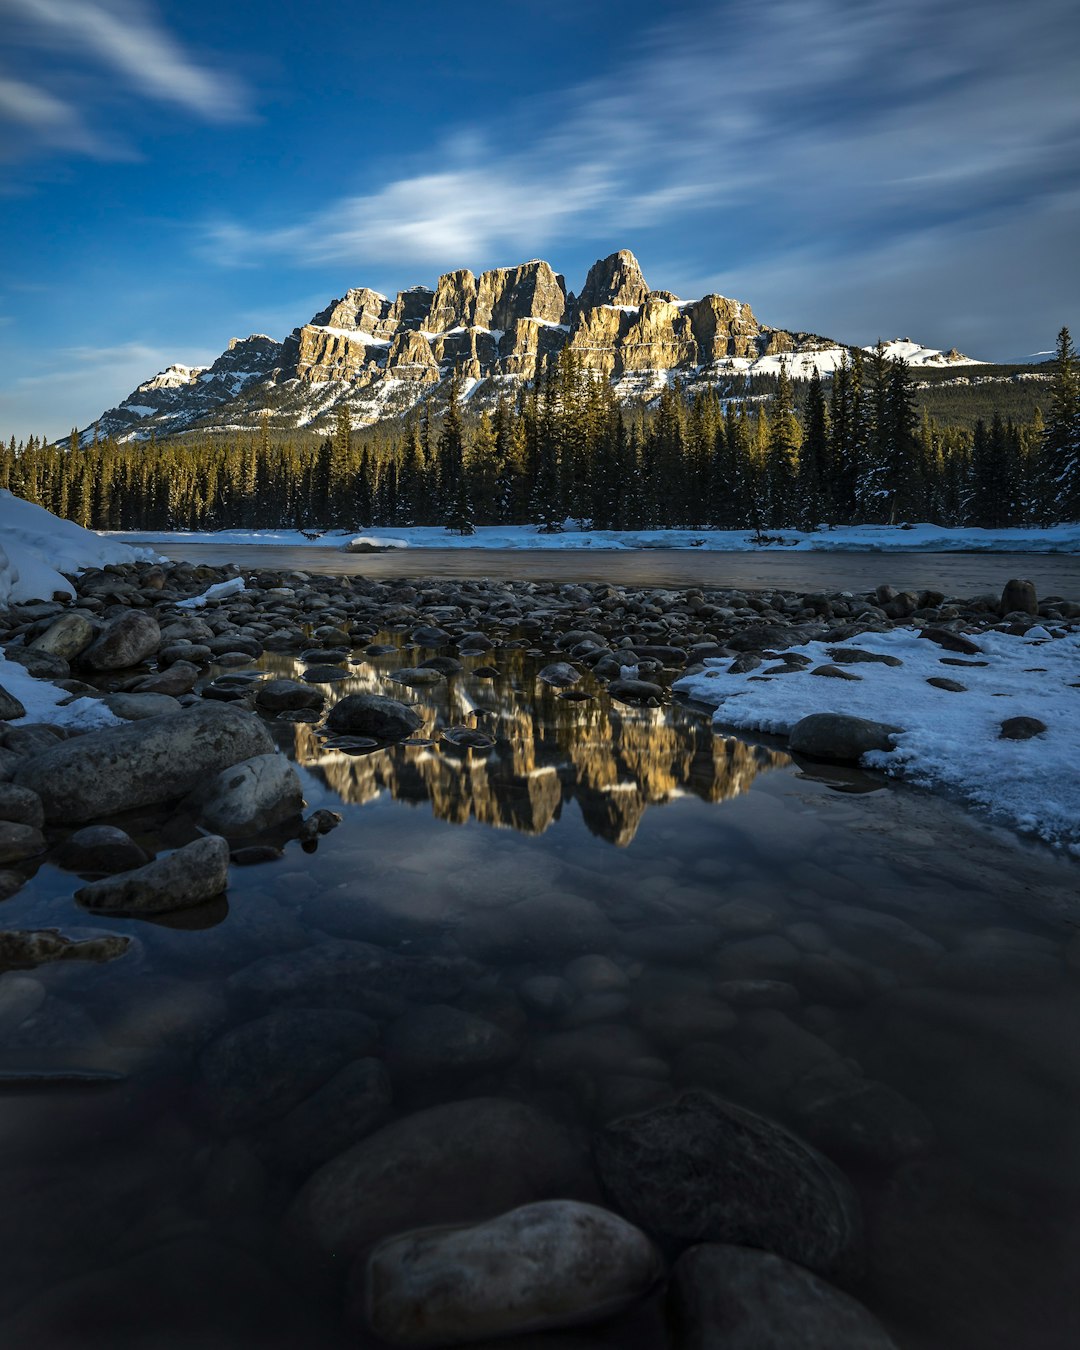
75,836,229,915
191,752,303,837
789,713,901,764
81,610,160,670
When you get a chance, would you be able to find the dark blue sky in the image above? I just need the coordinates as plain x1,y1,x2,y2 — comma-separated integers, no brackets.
1,0,1077,439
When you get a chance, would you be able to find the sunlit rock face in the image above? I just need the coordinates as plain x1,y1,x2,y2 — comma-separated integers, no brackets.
283,652,787,847
81,249,841,442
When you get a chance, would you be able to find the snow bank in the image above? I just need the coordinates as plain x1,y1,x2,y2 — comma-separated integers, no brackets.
175,576,246,608
674,627,1080,850
0,491,158,605
107,522,1080,554
0,655,121,731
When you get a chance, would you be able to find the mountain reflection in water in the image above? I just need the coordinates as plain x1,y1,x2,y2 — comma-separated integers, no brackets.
268,645,789,845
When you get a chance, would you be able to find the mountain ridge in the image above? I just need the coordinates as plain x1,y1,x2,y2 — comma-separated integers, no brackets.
77,249,983,444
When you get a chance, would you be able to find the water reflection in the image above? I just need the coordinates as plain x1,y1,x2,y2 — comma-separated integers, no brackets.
266,644,788,846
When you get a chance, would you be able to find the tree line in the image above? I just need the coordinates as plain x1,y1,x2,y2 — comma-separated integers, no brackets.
3,330,1078,535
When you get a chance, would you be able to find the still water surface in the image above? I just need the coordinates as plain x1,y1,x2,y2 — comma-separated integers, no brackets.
1,637,1078,1348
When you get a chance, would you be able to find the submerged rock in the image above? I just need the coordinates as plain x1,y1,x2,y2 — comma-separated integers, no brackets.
362,1200,663,1346
325,693,423,741
75,835,229,915
54,825,149,875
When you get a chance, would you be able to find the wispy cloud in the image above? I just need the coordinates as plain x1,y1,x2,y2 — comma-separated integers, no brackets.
0,0,253,161
203,0,1080,299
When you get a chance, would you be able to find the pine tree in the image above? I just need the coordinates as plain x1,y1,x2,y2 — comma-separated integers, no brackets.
1043,326,1080,520
798,369,830,528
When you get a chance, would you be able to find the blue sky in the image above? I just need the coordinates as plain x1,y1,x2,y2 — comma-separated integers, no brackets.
1,0,1077,441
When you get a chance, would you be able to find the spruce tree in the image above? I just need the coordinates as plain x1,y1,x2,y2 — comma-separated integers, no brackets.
1043,326,1080,520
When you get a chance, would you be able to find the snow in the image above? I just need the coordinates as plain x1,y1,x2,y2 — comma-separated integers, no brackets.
0,491,158,605
312,326,391,344
175,576,246,608
107,522,1080,554
674,627,1080,851
0,654,121,732
120,404,157,418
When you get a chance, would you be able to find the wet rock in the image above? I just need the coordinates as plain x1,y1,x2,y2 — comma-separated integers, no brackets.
287,1097,592,1267
457,892,619,963
787,1072,934,1166
826,647,903,667
0,783,44,829
75,835,229,915
27,612,96,660
255,1057,392,1175
133,660,200,696
362,1200,663,1346
384,1004,518,1083
825,905,943,974
918,627,982,656
607,679,664,705
0,928,131,971
999,716,1046,741
411,626,450,647
999,578,1038,616
668,1243,898,1349
102,692,183,720
197,1007,379,1134
538,662,581,688
14,703,274,823
593,1090,862,1276
81,611,160,671
788,713,900,764
0,684,26,721
95,975,227,1057
811,664,862,681
727,653,762,675
519,975,577,1017
0,821,45,865
301,664,350,683
54,825,149,874
441,726,495,750
564,955,629,994
231,844,284,865
419,655,463,675
390,668,445,687
255,678,326,713
326,693,423,741
926,677,966,692
532,1024,664,1085
0,870,25,900
191,752,303,837
3,648,68,679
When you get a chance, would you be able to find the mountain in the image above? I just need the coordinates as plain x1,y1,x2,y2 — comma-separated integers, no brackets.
77,249,983,444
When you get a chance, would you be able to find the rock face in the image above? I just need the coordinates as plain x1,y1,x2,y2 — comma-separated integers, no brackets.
78,249,847,442
593,1091,862,1277
363,1200,663,1346
668,1244,899,1350
74,835,229,914
13,704,274,823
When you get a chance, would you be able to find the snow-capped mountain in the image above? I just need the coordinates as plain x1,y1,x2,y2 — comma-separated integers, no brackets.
77,250,984,443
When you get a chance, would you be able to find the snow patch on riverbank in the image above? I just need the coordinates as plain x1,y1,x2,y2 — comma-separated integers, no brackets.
0,655,120,731
675,627,1080,850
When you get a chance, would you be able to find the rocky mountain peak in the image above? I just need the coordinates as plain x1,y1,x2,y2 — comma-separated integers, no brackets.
577,249,650,311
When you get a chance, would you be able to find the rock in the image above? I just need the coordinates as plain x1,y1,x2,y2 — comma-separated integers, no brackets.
788,713,901,764
519,975,576,1017
607,679,663,705
27,612,96,660
0,783,44,829
287,1098,591,1266
668,1244,898,1349
191,753,303,837
826,647,903,667
999,578,1038,616
999,716,1046,740
383,1004,518,1083
0,928,130,970
0,871,25,900
918,627,982,656
197,1007,379,1134
925,677,966,692
133,660,200,696
325,693,423,741
3,647,68,679
362,1200,663,1346
787,1074,934,1165
0,684,26,721
593,1091,862,1276
0,821,45,865
14,703,274,823
75,835,229,914
538,662,581,688
810,664,862,681
54,825,149,874
81,611,161,670
389,668,445,687
255,1057,392,1175
102,692,183,720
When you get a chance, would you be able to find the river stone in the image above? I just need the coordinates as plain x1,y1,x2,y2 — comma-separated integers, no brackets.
0,928,130,970
788,713,901,764
999,578,1038,616
0,821,45,865
999,716,1046,740
13,703,274,823
362,1200,664,1346
254,1057,392,1175
788,1074,934,1166
254,679,325,713
75,835,229,915
54,825,149,874
389,668,445,687
418,655,463,675
81,611,161,671
383,1004,518,1083
325,693,423,741
3,647,68,679
28,611,96,660
287,1098,592,1266
538,662,581,688
133,660,200,696
0,783,44,829
607,679,664,705
917,627,982,656
197,1007,379,1134
103,692,183,721
593,1091,862,1277
668,1244,898,1350
191,753,303,837
0,684,26,721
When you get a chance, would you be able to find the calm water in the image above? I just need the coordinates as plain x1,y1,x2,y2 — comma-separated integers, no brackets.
1,637,1078,1348
126,541,1080,598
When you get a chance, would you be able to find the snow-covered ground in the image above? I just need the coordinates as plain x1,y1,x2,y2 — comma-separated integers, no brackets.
675,627,1080,851
108,522,1080,553
0,491,157,605
0,654,121,731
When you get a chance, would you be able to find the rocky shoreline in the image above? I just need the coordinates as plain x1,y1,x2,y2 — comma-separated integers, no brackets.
1,557,1078,1346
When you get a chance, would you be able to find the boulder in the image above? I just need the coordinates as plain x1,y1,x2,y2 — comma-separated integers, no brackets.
788,713,900,764
0,783,44,829
287,1098,591,1266
362,1200,663,1346
668,1244,898,1349
593,1091,862,1277
75,835,229,915
0,821,45,865
14,703,274,823
27,612,96,660
102,692,183,721
325,693,423,741
999,716,1046,741
255,679,325,713
81,611,161,670
538,662,581,688
191,753,303,837
54,825,149,874
0,684,26,721
999,578,1038,616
